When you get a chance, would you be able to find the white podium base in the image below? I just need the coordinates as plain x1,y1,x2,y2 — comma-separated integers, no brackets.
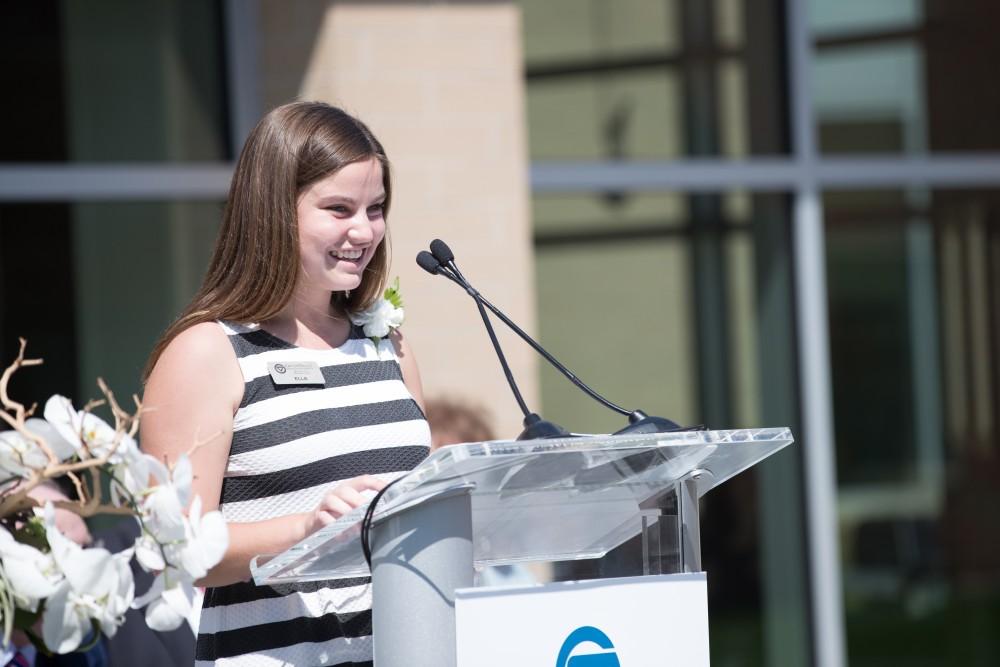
455,572,710,666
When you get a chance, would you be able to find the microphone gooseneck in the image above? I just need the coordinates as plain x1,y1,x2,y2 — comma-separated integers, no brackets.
475,296,532,419
418,240,687,435
471,291,632,418
416,243,570,440
418,246,535,420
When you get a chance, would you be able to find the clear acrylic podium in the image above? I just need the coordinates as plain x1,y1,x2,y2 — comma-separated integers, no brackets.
251,428,793,666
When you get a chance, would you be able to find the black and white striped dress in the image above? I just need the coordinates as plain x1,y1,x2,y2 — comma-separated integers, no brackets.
194,321,430,667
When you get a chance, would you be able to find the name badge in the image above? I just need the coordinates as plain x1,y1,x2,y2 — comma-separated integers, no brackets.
268,361,325,386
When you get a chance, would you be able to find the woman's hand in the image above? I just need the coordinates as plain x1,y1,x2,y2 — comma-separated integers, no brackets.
301,475,387,538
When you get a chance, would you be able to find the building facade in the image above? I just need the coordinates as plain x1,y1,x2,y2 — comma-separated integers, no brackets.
1,1,998,665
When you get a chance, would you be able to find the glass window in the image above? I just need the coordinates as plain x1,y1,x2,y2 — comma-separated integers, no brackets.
0,0,229,163
809,0,922,35
520,0,789,159
812,0,1000,154
825,188,1000,665
526,70,686,161
521,0,681,63
0,201,221,406
813,43,926,154
534,237,696,435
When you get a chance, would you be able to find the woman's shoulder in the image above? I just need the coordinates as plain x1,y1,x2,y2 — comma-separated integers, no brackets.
168,321,233,357
148,322,242,397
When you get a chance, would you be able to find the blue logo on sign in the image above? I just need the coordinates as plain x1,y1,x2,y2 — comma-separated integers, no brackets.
556,626,621,667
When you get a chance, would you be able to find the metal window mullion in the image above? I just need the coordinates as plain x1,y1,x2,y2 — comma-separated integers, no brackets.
785,0,847,665
530,156,1000,192
223,0,261,155
0,165,233,201
791,188,845,667
5,156,1000,201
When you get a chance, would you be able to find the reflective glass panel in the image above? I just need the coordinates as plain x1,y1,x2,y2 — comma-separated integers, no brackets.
825,188,1000,665
812,0,1000,153
0,0,229,162
0,201,221,405
519,0,789,159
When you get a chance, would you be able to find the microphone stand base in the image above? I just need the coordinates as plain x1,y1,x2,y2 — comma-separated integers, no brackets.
613,414,686,435
517,413,571,440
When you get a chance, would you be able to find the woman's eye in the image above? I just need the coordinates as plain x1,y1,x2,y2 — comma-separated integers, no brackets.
367,204,384,215
327,205,350,215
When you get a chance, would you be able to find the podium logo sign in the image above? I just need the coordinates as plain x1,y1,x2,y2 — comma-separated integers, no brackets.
455,573,709,667
556,626,621,667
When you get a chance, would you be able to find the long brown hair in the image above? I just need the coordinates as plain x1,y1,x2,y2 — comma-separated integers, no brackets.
143,102,392,381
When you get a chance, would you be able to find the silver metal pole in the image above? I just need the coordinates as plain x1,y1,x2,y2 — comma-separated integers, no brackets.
785,1,848,665
792,191,847,667
370,487,474,667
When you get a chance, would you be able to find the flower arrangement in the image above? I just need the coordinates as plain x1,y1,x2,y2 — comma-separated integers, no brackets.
0,339,227,655
349,277,405,352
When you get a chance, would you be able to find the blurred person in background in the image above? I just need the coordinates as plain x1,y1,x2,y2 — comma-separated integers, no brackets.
425,397,496,450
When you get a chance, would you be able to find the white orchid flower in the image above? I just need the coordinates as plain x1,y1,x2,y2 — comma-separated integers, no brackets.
0,430,49,478
23,417,79,463
143,454,192,506
141,482,187,547
95,548,135,638
132,567,194,632
134,530,167,573
43,395,135,463
0,524,62,612
108,446,160,509
177,496,228,581
41,582,95,654
41,503,134,653
131,450,226,582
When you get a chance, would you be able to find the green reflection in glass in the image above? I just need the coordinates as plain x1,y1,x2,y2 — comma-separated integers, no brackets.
72,201,221,402
534,238,695,435
827,188,1000,666
61,0,228,162
527,70,684,161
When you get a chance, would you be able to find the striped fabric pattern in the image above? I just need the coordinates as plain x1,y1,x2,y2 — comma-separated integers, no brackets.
195,321,430,666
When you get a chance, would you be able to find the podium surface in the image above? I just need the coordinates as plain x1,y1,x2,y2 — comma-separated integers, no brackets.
251,427,793,585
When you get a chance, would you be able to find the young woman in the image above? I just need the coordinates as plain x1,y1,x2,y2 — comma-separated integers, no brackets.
141,102,431,666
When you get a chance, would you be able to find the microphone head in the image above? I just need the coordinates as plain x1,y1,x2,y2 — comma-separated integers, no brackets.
429,239,455,264
416,251,441,275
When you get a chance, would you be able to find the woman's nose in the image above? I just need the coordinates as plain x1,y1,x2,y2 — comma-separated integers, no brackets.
347,213,375,241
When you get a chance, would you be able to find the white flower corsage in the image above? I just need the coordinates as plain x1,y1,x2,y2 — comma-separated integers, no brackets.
349,277,405,353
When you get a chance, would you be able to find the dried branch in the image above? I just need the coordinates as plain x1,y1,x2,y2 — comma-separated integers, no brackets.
0,340,178,524
83,467,103,514
0,340,60,465
0,344,145,520
65,470,87,504
0,339,43,415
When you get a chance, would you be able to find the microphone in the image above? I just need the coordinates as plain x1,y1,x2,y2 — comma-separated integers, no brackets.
416,249,569,440
418,240,687,435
